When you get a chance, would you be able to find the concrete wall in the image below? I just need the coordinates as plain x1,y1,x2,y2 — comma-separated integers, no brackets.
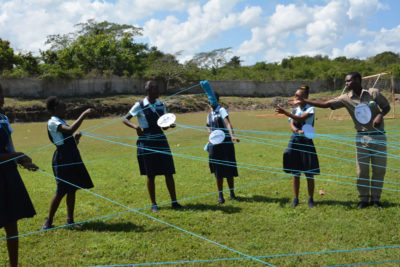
0,77,156,98
1,77,398,98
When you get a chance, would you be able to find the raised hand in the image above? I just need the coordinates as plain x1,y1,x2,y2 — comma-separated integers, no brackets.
83,108,94,117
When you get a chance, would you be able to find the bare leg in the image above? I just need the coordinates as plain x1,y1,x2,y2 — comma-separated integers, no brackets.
66,191,76,221
291,175,300,207
306,175,316,207
216,178,224,204
147,176,156,205
293,175,300,199
48,194,65,221
165,174,177,202
5,221,18,267
306,175,315,199
227,177,236,198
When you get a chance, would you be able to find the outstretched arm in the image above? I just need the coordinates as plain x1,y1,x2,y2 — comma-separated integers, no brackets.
292,99,331,109
0,152,38,171
58,108,94,135
275,105,313,123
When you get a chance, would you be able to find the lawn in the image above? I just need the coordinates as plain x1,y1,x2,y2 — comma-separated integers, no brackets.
1,104,400,266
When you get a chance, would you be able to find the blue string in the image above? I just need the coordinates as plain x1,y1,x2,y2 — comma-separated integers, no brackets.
32,169,273,266
82,132,400,192
93,244,400,266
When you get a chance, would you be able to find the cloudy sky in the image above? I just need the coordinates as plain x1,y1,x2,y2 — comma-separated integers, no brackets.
0,0,399,65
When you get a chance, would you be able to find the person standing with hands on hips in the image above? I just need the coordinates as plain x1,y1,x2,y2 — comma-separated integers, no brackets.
292,72,390,209
123,81,182,212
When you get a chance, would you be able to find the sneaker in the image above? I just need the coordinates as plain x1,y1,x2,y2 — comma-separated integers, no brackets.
151,204,159,213
66,218,82,229
171,202,183,210
218,196,225,204
308,198,316,208
41,218,53,230
290,198,299,208
371,201,382,209
357,201,370,209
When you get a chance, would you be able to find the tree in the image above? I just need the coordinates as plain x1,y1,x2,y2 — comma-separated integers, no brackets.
15,52,41,75
368,51,400,67
42,19,147,77
191,47,232,69
226,56,242,68
144,52,186,90
0,38,16,72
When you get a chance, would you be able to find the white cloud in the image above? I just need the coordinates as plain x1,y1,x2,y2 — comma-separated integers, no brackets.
237,0,387,63
0,0,201,52
143,0,261,55
238,6,263,27
0,0,398,66
334,25,400,58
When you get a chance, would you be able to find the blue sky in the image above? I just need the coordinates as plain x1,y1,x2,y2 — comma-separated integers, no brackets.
0,0,399,65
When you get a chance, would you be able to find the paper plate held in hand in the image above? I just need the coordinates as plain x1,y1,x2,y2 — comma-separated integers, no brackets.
157,113,176,127
354,104,371,125
209,130,225,145
302,124,315,139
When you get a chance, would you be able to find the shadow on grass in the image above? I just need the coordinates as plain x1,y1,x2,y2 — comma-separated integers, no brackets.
235,195,291,207
75,221,146,232
183,203,242,214
317,199,398,209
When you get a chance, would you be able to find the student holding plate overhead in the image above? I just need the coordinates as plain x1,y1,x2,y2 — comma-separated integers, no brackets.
276,85,319,208
293,72,391,209
206,93,239,204
123,80,182,212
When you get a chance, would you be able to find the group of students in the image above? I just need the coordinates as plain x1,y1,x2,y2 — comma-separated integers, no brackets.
0,80,240,266
0,71,391,266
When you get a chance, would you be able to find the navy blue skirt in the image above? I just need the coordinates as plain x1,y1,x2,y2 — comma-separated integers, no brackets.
208,137,238,179
137,129,175,177
52,144,94,195
0,163,36,228
283,134,320,175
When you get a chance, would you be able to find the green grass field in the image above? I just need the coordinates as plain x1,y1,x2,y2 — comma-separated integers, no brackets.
1,106,400,266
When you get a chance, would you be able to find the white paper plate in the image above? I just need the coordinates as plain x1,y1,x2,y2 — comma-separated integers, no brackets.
354,104,371,125
157,113,176,127
209,130,225,144
302,124,316,139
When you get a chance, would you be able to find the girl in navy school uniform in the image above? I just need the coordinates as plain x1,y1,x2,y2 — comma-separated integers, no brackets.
0,83,38,267
123,80,182,212
206,93,240,204
42,96,94,229
275,86,319,208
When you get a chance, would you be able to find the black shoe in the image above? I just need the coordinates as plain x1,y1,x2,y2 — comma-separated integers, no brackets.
218,197,225,204
230,194,238,200
357,201,369,209
291,198,299,208
308,198,316,208
151,204,159,212
66,218,82,229
371,201,382,209
171,202,183,210
41,218,53,230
